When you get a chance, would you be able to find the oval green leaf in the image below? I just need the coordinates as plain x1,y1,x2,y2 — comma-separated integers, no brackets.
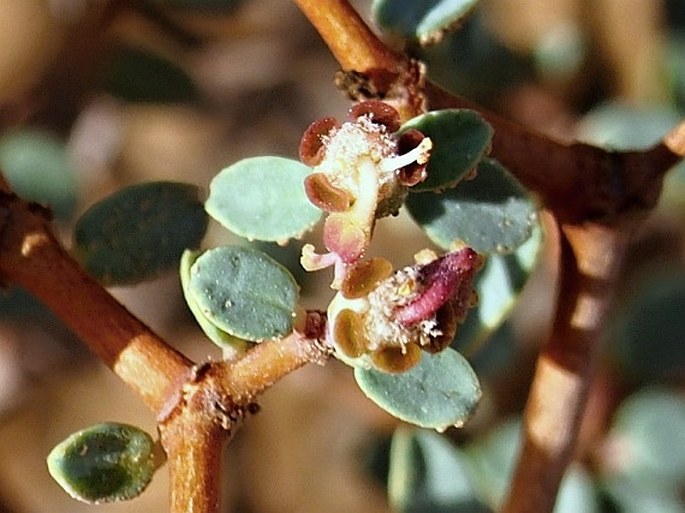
607,388,685,487
609,268,685,381
372,0,481,45
453,224,543,353
400,110,493,192
187,246,299,341
47,423,161,504
102,45,198,104
406,159,538,254
74,181,208,286
354,348,481,430
389,427,491,513
0,129,78,220
206,156,322,243
180,250,250,356
467,419,600,512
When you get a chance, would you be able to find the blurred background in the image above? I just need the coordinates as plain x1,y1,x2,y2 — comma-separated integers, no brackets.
0,0,684,511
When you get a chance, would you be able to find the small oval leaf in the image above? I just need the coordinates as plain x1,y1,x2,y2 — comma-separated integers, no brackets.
372,0,481,45
354,348,481,430
74,181,208,285
180,250,250,355
389,427,491,513
400,110,493,192
47,423,160,504
0,129,78,220
206,156,322,243
102,45,198,104
406,159,538,254
452,224,543,353
188,246,299,341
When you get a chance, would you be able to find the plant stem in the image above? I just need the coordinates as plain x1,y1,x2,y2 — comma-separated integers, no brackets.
0,187,193,415
502,222,630,513
426,84,684,222
292,0,403,73
161,410,227,513
215,322,330,403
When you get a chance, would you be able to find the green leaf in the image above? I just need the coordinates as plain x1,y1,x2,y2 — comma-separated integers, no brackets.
406,159,538,254
74,181,208,285
467,419,600,512
389,427,491,513
187,246,299,341
354,348,481,431
372,0,481,45
608,388,685,485
400,110,493,192
102,46,198,104
180,250,249,355
600,389,685,512
577,102,682,151
47,423,161,504
414,15,531,102
609,268,685,381
452,225,543,353
206,156,322,243
0,129,78,220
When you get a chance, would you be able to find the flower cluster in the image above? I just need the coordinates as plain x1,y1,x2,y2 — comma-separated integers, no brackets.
327,247,483,373
299,100,432,285
297,100,483,373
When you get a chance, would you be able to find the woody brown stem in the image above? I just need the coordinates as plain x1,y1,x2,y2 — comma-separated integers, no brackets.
502,222,631,513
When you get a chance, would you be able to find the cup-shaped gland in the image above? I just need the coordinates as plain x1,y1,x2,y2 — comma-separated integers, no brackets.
300,101,432,267
326,247,483,373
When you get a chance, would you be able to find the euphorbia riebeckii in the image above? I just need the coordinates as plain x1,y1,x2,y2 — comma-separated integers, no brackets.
299,101,432,286
326,247,483,373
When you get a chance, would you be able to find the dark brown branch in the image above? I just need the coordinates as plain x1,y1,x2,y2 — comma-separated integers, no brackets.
502,223,631,513
426,83,683,223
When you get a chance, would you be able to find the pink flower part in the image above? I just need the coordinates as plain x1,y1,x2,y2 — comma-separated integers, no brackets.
323,213,368,264
300,244,347,288
394,248,482,327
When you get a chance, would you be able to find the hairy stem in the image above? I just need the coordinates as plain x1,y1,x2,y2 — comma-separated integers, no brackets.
0,187,192,415
161,411,228,513
502,222,631,513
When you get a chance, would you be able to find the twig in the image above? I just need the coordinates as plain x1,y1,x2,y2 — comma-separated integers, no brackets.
502,222,630,513
291,0,403,73
0,185,193,414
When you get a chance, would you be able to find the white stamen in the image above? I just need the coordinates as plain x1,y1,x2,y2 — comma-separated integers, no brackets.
379,137,432,173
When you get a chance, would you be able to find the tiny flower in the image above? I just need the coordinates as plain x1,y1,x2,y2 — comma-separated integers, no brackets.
299,101,432,270
326,247,483,373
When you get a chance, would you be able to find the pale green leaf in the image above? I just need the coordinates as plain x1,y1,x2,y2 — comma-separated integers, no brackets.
206,156,322,243
354,348,481,430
